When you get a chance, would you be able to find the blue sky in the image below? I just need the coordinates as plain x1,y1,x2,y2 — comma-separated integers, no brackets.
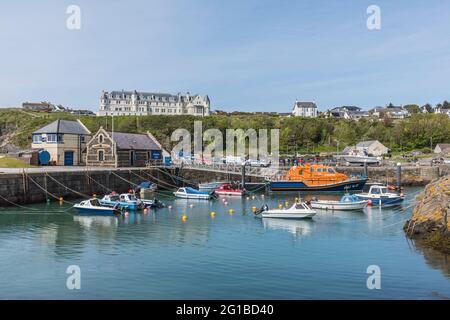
0,0,449,112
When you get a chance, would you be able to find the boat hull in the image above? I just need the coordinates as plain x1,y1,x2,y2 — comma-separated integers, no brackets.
310,200,368,210
99,200,138,210
269,178,367,192
173,192,212,200
355,195,404,207
261,212,316,219
214,191,244,196
74,206,119,216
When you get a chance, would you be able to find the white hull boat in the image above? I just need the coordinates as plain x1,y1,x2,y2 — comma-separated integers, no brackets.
199,181,228,191
174,187,213,200
310,195,368,211
255,202,316,219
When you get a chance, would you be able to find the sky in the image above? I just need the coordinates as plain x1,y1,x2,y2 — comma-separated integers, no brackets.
0,0,449,112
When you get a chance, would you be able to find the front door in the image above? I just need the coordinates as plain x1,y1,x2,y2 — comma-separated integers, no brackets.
130,150,135,166
64,151,74,166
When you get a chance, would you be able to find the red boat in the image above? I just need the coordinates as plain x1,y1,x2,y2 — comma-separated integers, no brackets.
214,184,245,196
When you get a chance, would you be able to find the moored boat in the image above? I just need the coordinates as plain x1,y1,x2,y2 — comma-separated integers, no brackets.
136,181,157,199
174,187,213,200
310,194,368,211
198,181,228,191
73,198,121,215
214,184,245,196
269,164,367,192
254,202,316,219
354,185,404,207
99,193,141,210
140,198,165,208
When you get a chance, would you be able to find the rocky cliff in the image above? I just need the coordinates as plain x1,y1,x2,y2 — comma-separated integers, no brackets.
404,176,450,253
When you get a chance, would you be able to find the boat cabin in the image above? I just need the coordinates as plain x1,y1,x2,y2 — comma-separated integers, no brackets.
367,185,389,195
285,164,350,185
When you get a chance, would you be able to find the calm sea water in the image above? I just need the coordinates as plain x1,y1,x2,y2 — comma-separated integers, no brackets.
0,187,449,300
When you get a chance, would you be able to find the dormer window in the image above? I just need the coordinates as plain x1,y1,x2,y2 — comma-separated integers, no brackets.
99,134,104,143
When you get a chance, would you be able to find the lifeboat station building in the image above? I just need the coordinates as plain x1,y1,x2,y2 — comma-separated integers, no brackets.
85,127,165,167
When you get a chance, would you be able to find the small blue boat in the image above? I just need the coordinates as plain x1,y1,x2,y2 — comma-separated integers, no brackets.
310,194,369,210
354,185,404,207
73,199,120,215
99,193,141,210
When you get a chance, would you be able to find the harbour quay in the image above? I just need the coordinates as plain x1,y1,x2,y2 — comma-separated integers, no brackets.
0,164,446,206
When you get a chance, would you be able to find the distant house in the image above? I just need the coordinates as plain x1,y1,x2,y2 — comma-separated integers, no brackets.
292,101,317,118
22,101,54,112
434,143,450,154
434,107,450,117
326,106,369,120
370,106,410,119
355,140,389,156
31,119,91,166
86,127,163,167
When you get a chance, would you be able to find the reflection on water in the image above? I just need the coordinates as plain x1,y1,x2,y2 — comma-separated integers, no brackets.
0,187,449,299
262,218,313,238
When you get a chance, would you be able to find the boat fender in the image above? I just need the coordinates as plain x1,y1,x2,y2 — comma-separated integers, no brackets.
367,200,372,206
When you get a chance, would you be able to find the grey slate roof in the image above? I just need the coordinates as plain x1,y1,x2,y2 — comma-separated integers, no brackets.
356,140,378,148
107,132,161,151
294,102,317,108
33,120,90,135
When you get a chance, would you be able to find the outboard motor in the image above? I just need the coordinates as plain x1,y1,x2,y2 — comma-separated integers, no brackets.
254,204,269,215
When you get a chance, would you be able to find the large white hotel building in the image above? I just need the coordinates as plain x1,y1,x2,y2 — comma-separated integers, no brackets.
98,90,210,116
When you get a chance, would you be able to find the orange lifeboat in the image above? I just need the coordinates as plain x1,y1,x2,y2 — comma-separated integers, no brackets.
270,164,367,191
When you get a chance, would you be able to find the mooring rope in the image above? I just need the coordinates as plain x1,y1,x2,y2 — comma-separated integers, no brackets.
0,192,41,211
26,173,77,205
127,170,177,198
85,173,113,193
138,170,180,189
110,171,139,187
45,173,91,199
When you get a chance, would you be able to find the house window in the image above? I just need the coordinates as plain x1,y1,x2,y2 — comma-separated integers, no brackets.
47,134,57,142
98,150,104,161
99,134,104,143
32,134,41,143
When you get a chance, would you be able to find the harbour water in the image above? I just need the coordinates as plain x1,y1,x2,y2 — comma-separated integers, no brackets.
0,187,449,299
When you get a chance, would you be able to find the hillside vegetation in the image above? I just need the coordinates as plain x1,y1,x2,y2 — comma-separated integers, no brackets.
1,108,450,154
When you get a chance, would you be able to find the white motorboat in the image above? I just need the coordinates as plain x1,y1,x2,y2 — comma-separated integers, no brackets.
254,202,316,219
354,185,404,207
173,187,213,200
310,194,368,211
198,181,228,191
73,198,121,215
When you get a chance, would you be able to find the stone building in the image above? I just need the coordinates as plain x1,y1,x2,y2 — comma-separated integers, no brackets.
98,90,210,117
85,127,163,167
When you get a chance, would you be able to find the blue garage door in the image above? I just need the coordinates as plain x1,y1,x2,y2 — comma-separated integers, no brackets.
64,151,74,166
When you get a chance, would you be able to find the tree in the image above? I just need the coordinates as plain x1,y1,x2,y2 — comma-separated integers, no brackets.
422,103,433,113
404,104,420,114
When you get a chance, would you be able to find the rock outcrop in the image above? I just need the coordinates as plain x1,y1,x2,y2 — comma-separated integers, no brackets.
404,176,450,253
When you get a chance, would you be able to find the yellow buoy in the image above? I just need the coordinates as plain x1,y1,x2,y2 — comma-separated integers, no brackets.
252,206,257,213
181,215,188,221
210,211,216,217
278,204,283,209
285,201,289,207
228,209,234,214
